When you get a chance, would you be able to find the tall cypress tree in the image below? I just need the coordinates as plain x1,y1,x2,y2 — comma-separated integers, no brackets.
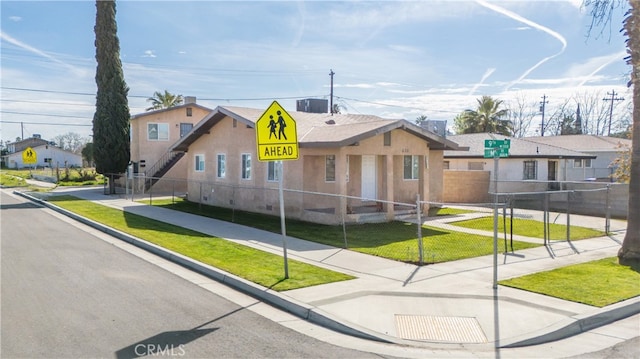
93,0,130,191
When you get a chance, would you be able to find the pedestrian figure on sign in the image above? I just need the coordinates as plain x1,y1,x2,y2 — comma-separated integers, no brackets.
277,110,287,140
268,115,277,139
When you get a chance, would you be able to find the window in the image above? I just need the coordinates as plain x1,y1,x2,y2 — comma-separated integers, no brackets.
241,153,251,179
217,154,226,178
180,123,193,137
574,159,592,168
383,132,391,146
267,161,280,182
573,159,583,168
195,154,205,172
325,155,336,182
147,123,169,141
443,161,450,170
186,107,193,117
523,160,537,180
403,155,419,180
468,162,484,170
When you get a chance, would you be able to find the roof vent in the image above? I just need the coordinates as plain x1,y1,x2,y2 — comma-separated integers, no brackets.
184,96,196,104
325,119,336,125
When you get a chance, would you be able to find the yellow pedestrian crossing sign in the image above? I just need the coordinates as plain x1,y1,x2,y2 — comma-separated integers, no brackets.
22,147,37,164
256,101,299,161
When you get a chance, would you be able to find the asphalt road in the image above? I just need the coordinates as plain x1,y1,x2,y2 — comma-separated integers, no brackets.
0,190,387,359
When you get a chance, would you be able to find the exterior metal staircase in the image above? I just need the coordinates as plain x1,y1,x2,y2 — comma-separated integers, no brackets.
143,150,185,191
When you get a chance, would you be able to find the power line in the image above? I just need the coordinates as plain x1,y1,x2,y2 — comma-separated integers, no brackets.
0,111,91,119
0,99,95,107
0,86,326,103
335,96,461,114
0,120,92,127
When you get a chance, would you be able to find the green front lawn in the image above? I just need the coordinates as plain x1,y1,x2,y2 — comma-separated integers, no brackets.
48,195,354,291
143,198,541,264
450,215,605,240
500,257,640,307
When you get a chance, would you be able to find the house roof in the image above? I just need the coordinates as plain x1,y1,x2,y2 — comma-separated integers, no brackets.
444,133,595,159
171,105,463,151
524,134,631,152
130,103,213,120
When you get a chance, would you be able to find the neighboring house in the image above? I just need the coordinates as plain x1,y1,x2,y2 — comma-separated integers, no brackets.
129,97,212,190
169,105,462,224
525,135,632,182
3,143,82,169
6,136,51,154
443,133,595,200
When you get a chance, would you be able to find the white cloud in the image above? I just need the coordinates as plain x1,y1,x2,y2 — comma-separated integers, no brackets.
142,50,157,58
468,68,496,96
475,0,568,91
9,16,22,22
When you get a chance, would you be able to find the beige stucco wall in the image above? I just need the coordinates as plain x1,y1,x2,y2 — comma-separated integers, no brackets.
183,118,446,223
130,105,209,178
443,170,491,203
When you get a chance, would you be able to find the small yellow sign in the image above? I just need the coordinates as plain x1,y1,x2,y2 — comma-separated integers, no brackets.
22,146,37,164
256,101,299,161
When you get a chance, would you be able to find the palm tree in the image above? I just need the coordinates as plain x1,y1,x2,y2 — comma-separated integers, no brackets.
586,0,639,264
454,95,513,135
145,90,184,111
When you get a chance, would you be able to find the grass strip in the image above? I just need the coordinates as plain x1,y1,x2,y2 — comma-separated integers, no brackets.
0,174,27,187
499,257,640,307
48,195,354,291
142,198,541,263
449,215,605,240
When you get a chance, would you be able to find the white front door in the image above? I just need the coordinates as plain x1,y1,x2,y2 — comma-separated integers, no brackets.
361,155,377,200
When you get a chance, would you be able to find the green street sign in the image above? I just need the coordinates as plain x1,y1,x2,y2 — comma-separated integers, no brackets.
484,148,509,158
484,139,510,149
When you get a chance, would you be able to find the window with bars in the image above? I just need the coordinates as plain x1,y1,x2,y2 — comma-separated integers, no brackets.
217,154,226,178
325,155,336,182
523,160,537,180
241,153,251,179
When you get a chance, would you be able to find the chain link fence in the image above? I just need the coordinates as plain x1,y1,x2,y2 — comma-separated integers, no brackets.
103,174,622,266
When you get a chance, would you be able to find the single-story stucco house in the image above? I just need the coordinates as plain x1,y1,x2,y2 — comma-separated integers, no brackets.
166,105,463,224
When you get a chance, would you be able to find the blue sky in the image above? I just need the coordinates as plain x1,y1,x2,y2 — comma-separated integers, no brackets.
0,0,631,143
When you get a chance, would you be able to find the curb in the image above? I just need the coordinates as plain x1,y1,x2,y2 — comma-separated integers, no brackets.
500,296,640,348
14,191,393,344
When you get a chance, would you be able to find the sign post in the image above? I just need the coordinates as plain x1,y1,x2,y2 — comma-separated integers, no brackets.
256,101,299,279
484,139,510,289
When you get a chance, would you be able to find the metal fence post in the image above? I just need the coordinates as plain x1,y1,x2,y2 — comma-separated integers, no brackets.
341,195,348,249
416,194,423,266
566,191,571,242
605,184,611,235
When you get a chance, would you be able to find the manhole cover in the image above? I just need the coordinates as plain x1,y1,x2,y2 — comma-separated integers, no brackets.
395,315,487,343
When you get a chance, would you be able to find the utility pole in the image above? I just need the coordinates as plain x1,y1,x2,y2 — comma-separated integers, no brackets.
21,121,24,140
329,69,335,116
539,95,548,136
603,89,624,136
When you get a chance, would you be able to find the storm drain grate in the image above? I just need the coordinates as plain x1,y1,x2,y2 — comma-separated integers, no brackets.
395,315,487,343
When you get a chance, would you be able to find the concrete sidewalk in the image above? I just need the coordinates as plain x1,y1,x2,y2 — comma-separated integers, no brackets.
21,186,640,355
